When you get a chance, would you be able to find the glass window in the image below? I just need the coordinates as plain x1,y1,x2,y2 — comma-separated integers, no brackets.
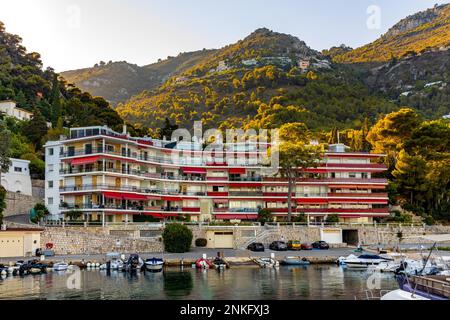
48,148,54,156
14,167,22,172
48,197,53,205
48,181,54,188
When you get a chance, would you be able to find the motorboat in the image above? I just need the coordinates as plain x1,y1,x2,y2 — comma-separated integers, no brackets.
144,258,164,272
100,253,124,270
253,257,279,268
280,257,310,266
212,256,229,270
195,258,213,269
123,254,144,272
368,261,400,273
52,262,69,271
381,289,430,300
395,274,450,300
394,259,439,276
338,254,391,269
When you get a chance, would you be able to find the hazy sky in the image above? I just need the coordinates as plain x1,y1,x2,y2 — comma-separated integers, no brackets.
0,0,448,72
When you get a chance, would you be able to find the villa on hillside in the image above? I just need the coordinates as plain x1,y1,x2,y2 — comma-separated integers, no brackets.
44,126,390,225
0,100,33,121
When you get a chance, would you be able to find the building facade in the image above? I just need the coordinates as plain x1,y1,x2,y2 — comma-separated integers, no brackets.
0,100,33,121
45,126,390,225
1,158,32,196
44,140,63,218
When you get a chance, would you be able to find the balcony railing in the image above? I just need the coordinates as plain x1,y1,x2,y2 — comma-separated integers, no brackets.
229,191,263,197
59,184,206,197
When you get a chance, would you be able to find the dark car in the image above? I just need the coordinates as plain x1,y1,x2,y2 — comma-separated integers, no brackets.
312,241,330,250
247,242,265,252
301,243,313,250
269,241,288,251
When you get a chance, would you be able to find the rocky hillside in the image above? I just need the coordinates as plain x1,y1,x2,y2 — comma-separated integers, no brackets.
335,3,450,63
115,28,398,132
61,50,215,105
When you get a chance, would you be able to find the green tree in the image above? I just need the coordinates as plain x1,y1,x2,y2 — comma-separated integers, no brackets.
160,118,179,140
277,123,323,222
20,108,48,150
0,121,12,191
258,208,273,225
162,223,193,253
0,186,6,225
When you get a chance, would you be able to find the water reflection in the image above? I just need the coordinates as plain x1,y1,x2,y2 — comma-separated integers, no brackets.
0,266,398,300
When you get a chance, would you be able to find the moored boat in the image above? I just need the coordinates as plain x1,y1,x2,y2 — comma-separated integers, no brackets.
338,254,391,269
280,257,310,266
52,262,69,271
195,258,213,269
100,253,124,270
145,258,164,272
253,257,279,268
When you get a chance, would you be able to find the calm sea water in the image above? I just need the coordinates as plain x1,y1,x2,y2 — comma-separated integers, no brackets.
0,266,398,300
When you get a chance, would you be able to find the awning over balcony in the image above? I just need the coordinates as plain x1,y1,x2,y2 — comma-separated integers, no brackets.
182,167,207,174
229,183,262,188
142,213,163,218
71,156,100,166
228,168,246,174
103,192,148,201
215,214,258,220
161,196,183,202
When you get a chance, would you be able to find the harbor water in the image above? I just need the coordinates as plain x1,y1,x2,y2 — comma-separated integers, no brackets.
0,265,399,300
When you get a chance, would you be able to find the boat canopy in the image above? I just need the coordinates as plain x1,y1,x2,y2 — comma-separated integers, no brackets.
106,252,121,258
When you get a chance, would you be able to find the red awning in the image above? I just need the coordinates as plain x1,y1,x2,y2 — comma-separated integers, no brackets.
143,213,163,218
146,195,162,200
71,156,100,166
215,214,258,220
229,183,262,188
228,168,246,174
182,167,207,174
162,196,182,202
162,213,181,217
103,192,148,201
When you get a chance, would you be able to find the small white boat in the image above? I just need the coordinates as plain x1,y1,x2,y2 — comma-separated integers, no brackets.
100,253,124,270
52,262,69,271
339,254,391,269
368,261,400,273
381,289,430,300
144,258,164,272
253,258,279,268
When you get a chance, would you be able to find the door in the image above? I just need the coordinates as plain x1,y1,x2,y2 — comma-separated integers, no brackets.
0,236,24,258
320,228,343,244
214,232,234,249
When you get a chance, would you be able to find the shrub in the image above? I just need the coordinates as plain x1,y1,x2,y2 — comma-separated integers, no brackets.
195,238,207,247
66,210,83,221
0,186,6,225
326,214,340,223
424,215,435,226
162,223,193,253
258,208,273,225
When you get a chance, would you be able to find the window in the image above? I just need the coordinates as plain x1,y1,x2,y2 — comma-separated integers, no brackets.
48,197,54,205
14,167,22,172
48,164,54,172
48,148,54,156
48,181,54,189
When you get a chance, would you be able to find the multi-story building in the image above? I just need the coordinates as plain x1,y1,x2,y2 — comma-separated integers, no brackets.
44,126,390,225
1,158,32,196
44,140,63,218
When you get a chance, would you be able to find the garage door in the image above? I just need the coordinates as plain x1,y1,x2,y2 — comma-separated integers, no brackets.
320,228,343,244
0,236,24,258
214,232,234,249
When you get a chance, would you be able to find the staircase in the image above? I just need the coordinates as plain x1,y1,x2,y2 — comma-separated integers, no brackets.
241,228,280,249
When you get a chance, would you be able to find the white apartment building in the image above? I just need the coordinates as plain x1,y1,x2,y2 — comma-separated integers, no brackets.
1,158,32,196
44,140,62,218
0,100,33,121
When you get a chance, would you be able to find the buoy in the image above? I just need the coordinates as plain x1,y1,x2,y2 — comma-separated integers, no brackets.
87,263,92,268
95,263,100,268
1,270,7,276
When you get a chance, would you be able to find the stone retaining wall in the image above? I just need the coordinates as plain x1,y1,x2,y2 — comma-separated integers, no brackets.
40,224,450,255
4,191,42,217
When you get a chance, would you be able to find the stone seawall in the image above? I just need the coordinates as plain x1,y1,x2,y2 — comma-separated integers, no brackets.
40,224,450,255
41,227,163,255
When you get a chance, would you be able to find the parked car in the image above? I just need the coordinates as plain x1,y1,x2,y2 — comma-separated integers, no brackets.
287,240,302,251
312,241,330,250
269,241,288,251
247,242,265,252
301,243,313,250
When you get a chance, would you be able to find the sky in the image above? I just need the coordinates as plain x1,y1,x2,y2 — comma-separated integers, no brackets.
0,0,448,72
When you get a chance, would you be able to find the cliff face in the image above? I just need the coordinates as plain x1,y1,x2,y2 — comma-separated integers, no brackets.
384,5,441,38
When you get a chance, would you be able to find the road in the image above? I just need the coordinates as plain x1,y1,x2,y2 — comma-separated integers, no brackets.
0,247,357,264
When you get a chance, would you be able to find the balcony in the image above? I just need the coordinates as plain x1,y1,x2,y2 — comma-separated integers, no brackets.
229,191,263,197
328,193,389,198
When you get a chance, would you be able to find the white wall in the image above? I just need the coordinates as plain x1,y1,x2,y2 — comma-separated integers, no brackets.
44,141,62,218
0,101,33,121
1,158,32,196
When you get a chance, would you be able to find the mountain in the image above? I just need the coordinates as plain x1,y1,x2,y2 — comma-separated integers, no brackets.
115,28,398,132
61,49,215,105
334,3,450,63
